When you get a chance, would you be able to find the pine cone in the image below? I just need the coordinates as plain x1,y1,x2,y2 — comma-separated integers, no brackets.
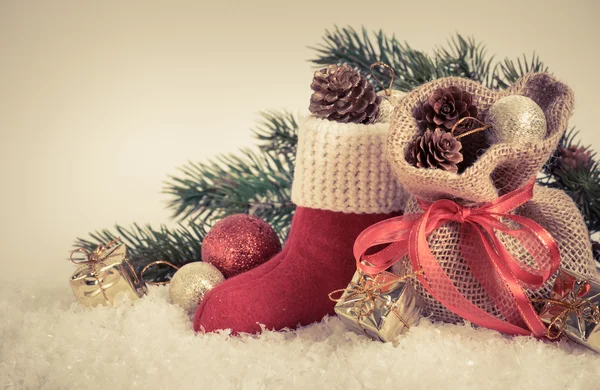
411,128,463,173
309,64,381,124
415,86,477,131
553,145,593,171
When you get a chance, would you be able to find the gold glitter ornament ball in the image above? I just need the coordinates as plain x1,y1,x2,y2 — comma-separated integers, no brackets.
168,262,225,314
202,214,282,278
377,90,406,123
485,95,547,145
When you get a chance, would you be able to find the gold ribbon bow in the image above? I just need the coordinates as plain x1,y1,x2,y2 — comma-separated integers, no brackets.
70,238,123,266
532,279,600,340
329,271,422,330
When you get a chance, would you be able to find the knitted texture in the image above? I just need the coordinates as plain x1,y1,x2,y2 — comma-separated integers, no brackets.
194,113,409,334
388,73,598,325
291,116,407,214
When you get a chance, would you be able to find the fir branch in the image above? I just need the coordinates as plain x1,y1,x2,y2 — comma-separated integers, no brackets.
310,26,381,78
253,110,299,157
539,128,600,235
164,149,295,239
310,26,549,92
74,222,206,283
310,26,438,92
543,129,600,234
494,53,548,89
311,27,502,91
433,35,497,88
551,160,600,234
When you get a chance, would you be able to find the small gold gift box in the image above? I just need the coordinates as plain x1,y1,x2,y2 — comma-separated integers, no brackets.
331,270,423,342
535,269,600,353
70,240,147,307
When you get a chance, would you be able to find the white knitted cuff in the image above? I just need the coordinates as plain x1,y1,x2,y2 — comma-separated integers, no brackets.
291,116,407,214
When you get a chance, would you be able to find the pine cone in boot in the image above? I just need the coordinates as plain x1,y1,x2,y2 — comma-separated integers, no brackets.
411,128,463,173
309,64,381,124
415,86,478,131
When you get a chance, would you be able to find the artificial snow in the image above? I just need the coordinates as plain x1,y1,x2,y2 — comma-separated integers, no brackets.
1,279,599,390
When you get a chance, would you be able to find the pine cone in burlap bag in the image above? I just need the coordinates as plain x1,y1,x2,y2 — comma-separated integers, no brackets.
414,86,478,131
309,64,381,124
410,128,463,173
387,73,598,325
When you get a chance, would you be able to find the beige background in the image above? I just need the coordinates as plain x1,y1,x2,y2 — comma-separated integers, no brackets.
1,0,598,283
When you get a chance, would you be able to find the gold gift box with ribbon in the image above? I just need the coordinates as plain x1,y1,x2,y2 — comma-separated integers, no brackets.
70,240,147,307
331,270,423,342
535,269,600,353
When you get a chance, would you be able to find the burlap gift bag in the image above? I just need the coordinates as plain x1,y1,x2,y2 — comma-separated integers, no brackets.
382,73,598,326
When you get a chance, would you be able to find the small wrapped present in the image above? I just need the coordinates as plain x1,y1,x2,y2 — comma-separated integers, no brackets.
534,269,600,353
330,270,422,342
70,239,147,307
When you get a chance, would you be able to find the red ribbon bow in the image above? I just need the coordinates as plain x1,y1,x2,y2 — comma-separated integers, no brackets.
354,179,560,337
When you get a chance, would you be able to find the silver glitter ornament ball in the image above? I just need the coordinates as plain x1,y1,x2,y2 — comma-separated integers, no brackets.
377,90,406,123
485,95,547,145
168,262,225,314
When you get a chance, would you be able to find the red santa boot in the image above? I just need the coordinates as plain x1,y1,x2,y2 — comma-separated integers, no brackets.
194,116,407,333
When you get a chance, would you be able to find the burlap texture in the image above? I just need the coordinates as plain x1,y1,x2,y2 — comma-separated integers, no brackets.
389,73,598,324
388,73,574,203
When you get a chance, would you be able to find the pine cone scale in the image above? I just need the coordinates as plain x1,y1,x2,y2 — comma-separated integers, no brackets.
352,98,370,113
455,101,467,113
411,128,463,173
417,86,478,131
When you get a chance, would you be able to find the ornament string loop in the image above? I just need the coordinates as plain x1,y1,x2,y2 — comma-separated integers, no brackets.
531,279,600,339
451,117,491,139
329,270,422,330
370,62,395,97
353,178,561,337
140,261,180,286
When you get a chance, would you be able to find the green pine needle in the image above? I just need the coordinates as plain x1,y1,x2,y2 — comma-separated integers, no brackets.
433,34,497,88
253,110,299,157
74,222,206,283
551,161,600,234
309,26,548,92
540,128,600,234
309,26,438,92
164,148,295,240
494,53,548,89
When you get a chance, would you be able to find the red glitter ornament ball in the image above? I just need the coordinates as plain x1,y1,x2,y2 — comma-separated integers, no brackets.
201,214,282,278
